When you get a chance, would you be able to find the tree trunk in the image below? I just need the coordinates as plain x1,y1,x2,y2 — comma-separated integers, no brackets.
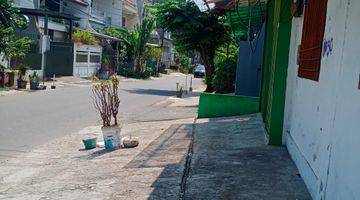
199,46,215,93
134,58,141,72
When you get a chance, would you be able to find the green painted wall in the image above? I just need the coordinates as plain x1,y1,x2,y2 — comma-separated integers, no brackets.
260,0,292,145
260,0,275,121
198,93,259,118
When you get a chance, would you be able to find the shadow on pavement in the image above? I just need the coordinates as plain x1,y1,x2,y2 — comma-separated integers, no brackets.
124,88,203,99
132,114,311,200
124,123,193,200
124,89,176,96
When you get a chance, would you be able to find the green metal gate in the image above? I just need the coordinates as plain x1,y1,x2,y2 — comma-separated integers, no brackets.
45,42,74,77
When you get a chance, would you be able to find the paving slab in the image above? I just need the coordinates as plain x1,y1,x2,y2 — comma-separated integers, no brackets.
184,114,311,200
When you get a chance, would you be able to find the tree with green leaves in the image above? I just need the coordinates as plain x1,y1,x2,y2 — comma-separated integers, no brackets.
0,0,32,65
133,15,155,72
103,27,135,67
155,0,231,92
104,8,155,73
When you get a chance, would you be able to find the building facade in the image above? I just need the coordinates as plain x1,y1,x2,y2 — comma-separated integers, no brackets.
283,0,360,199
122,0,137,30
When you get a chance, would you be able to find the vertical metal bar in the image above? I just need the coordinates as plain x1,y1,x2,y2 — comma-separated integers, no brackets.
69,19,73,40
44,14,48,35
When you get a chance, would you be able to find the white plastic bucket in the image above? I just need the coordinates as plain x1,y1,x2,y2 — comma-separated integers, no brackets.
101,126,121,149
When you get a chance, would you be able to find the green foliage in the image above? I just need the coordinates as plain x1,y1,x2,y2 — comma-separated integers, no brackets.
133,15,156,72
13,63,29,73
117,67,151,79
6,34,32,59
213,41,238,93
104,13,156,73
103,27,135,65
0,0,17,27
213,56,237,93
155,0,229,52
145,46,161,62
73,30,97,45
175,53,191,74
155,0,231,92
29,71,40,83
0,0,32,61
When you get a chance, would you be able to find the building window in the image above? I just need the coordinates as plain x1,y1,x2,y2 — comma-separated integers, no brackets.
298,0,328,81
76,53,88,63
90,54,101,63
122,17,126,27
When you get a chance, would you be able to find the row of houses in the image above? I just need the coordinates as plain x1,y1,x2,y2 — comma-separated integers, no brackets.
5,0,174,78
199,0,360,199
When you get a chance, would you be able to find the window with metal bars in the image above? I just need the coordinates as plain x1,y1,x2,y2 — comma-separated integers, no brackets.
298,0,328,81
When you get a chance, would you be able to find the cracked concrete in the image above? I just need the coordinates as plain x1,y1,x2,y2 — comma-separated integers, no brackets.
184,114,311,200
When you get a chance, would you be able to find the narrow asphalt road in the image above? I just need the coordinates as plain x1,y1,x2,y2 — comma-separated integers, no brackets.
0,74,202,161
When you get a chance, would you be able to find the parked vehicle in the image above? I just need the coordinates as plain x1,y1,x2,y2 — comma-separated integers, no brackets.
194,65,205,78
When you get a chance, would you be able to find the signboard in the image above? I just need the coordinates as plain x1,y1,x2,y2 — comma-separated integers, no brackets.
15,14,30,30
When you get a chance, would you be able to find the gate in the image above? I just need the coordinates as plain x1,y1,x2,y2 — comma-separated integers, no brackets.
73,45,102,77
45,41,74,77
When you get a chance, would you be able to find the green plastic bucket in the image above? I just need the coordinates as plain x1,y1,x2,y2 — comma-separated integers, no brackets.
82,138,98,149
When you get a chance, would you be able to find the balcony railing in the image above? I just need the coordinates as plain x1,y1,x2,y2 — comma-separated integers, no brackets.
123,0,137,14
90,8,105,23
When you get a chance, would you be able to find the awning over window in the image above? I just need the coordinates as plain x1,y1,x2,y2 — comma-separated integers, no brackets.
193,0,267,11
192,0,267,38
226,3,266,38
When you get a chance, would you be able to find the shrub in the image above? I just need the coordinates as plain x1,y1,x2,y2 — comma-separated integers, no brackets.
145,46,162,62
117,67,151,79
73,30,97,45
213,57,237,93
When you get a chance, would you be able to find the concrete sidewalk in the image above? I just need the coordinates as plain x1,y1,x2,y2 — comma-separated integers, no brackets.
184,114,311,200
0,92,310,199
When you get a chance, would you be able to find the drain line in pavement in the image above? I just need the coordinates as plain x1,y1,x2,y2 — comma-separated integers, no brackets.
179,117,197,200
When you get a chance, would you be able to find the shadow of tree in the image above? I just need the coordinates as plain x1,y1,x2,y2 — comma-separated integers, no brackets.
124,88,203,99
123,123,193,200
124,88,176,97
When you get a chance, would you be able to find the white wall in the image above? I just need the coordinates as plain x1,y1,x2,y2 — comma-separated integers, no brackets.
284,0,360,199
0,54,9,68
92,0,123,27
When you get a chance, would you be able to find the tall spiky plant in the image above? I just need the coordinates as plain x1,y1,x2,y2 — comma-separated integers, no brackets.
133,8,155,72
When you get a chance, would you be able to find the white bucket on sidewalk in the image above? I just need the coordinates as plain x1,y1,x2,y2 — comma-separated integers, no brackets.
101,126,121,149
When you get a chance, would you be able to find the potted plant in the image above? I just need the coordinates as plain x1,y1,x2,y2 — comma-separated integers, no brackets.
97,57,111,80
0,65,5,88
14,64,29,89
29,72,40,90
92,75,121,149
